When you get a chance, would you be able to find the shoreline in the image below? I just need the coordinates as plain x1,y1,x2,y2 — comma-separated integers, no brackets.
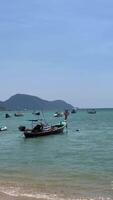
0,180,112,200
0,178,112,200
0,192,42,200
0,192,112,200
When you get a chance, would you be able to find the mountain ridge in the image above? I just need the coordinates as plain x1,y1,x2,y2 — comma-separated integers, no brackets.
0,94,73,111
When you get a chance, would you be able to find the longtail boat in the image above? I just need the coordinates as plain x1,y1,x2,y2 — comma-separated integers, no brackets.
19,120,67,138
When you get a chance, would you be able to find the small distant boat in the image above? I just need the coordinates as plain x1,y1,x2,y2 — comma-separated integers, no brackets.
19,120,67,138
71,109,77,114
54,112,63,117
87,109,96,114
32,112,40,116
5,113,11,118
14,112,24,117
0,126,7,131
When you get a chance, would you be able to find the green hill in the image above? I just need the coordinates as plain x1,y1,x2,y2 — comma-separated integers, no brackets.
1,94,73,111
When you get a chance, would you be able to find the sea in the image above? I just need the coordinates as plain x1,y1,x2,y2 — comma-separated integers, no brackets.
0,109,113,200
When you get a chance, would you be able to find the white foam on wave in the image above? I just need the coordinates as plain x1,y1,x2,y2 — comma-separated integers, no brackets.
0,186,112,200
0,186,20,197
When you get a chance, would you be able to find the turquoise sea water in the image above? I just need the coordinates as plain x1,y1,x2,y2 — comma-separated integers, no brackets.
0,110,113,200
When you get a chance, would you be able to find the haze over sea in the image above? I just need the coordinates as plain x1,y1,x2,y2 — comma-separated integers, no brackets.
0,109,113,200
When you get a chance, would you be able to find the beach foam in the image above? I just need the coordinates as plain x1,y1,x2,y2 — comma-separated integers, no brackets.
0,186,112,200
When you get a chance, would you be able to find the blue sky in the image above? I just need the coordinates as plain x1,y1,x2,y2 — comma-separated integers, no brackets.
0,0,113,108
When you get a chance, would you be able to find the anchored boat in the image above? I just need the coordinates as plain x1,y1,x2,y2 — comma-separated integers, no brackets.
0,126,7,131
19,120,67,138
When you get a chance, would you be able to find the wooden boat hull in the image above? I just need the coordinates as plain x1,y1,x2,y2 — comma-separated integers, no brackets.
23,124,65,138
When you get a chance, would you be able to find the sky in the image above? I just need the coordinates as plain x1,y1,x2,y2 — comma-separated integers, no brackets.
0,0,113,108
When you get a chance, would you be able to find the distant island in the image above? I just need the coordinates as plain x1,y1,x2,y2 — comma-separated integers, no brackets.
0,94,73,111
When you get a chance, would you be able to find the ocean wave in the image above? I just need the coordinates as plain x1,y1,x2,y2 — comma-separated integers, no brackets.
0,186,112,200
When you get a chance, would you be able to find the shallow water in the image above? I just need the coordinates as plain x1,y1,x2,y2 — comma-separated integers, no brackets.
0,110,113,199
